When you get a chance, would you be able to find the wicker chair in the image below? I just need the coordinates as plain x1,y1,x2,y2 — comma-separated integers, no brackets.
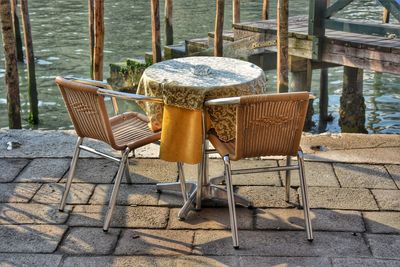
55,76,162,231
204,91,313,248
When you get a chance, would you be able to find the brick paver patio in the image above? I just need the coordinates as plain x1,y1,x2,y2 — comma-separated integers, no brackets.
0,130,399,266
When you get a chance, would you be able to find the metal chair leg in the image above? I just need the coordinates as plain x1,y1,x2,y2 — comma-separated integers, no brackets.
103,147,131,231
59,137,83,211
285,156,291,202
178,162,188,202
223,155,239,249
297,149,313,241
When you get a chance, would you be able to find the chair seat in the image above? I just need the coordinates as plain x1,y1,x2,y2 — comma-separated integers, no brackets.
208,132,238,160
110,112,161,150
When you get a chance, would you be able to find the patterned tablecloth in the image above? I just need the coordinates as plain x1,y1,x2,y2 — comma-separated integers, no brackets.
137,56,266,163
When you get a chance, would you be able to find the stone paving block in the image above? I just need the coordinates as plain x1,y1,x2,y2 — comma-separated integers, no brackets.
371,189,400,211
239,256,332,267
334,163,397,189
60,158,118,183
366,234,400,259
386,164,400,189
168,208,253,230
89,184,159,206
0,183,41,203
68,205,169,228
0,203,69,225
256,209,364,232
236,186,298,208
32,183,95,204
15,158,70,183
332,258,400,267
193,230,371,257
306,187,379,210
0,159,30,182
0,225,67,253
363,211,400,234
58,227,120,255
62,256,236,267
279,161,340,187
115,229,194,255
0,254,63,267
123,159,178,184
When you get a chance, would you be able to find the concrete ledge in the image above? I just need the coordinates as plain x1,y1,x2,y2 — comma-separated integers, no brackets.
1,130,399,164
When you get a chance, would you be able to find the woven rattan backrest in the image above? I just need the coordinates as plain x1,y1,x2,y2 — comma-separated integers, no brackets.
235,92,309,158
55,77,116,146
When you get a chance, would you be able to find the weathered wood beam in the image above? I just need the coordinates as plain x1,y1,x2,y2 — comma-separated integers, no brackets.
325,0,353,18
93,0,104,80
325,18,400,37
151,0,162,63
233,0,240,24
262,0,269,20
88,0,94,79
214,0,224,56
0,0,21,128
11,0,23,62
165,0,173,45
20,0,38,124
376,0,400,22
277,0,289,93
383,8,390,23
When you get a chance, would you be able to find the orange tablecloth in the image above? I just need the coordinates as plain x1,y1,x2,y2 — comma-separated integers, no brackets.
137,57,266,164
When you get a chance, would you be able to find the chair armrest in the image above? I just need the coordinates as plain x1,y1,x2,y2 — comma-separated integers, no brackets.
97,88,163,103
66,77,112,89
204,93,315,106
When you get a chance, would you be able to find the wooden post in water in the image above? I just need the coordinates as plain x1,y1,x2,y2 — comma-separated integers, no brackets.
339,66,367,133
20,0,38,124
165,0,173,45
383,8,390,23
233,0,240,24
11,0,23,62
214,0,224,57
0,0,21,128
88,0,95,79
276,0,288,92
151,0,162,63
262,0,269,20
93,0,104,80
319,0,329,131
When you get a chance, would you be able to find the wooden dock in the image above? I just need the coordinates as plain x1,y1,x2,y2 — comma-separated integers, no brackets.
234,16,400,75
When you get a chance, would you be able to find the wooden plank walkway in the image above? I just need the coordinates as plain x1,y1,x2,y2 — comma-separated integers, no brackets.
234,16,400,74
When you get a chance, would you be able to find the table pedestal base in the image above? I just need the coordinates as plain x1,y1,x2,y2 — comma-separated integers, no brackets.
156,182,253,220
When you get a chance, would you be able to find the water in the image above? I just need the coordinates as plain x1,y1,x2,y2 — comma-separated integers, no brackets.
0,0,399,133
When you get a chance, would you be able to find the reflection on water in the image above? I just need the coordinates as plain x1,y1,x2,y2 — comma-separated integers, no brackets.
0,0,399,133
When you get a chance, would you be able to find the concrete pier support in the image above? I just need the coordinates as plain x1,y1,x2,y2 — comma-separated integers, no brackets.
339,66,367,133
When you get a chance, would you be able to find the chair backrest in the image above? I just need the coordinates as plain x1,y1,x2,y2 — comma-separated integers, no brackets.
235,92,309,158
55,76,116,146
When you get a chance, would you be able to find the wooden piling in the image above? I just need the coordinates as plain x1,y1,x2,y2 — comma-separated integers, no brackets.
0,0,21,128
383,8,390,23
93,0,104,80
11,0,23,62
214,0,224,57
290,57,313,130
262,0,269,20
277,0,288,92
165,0,173,46
319,68,329,130
88,0,95,79
20,0,38,124
151,0,162,63
339,66,367,133
233,0,240,24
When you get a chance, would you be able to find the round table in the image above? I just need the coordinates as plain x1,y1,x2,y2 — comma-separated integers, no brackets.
137,56,266,164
